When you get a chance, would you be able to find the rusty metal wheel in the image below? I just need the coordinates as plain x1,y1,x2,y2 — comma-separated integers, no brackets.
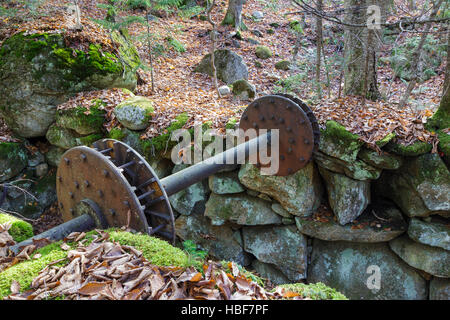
239,95,315,176
57,139,176,244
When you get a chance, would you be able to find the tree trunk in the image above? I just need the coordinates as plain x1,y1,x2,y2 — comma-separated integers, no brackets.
440,26,450,115
343,0,383,101
315,0,323,99
222,0,247,31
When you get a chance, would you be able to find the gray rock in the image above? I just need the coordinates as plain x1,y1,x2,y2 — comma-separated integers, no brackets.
242,225,308,281
27,151,45,167
46,124,102,150
295,202,407,242
35,163,49,178
238,162,322,217
0,142,27,182
251,260,291,285
208,171,244,194
218,85,231,97
113,96,154,130
0,31,139,138
169,164,210,215
374,153,450,217
319,167,370,225
430,277,450,300
357,148,403,170
271,203,292,218
408,218,450,251
252,11,264,20
232,79,256,100
194,49,248,84
45,146,66,167
314,151,381,181
389,235,450,277
204,193,282,226
308,239,428,300
55,106,106,135
175,212,251,266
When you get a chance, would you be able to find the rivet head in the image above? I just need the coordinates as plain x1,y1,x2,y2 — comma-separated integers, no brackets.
69,192,74,199
59,202,64,208
109,209,116,216
74,181,79,189
243,115,248,120
254,103,259,108
253,122,258,128
286,127,292,132
98,190,104,198
84,180,90,187
259,115,265,121
270,115,275,120
123,200,130,207
288,168,293,174
64,158,70,165
288,147,293,153
80,154,87,161
288,137,295,144
102,169,109,177
58,176,62,182
279,118,284,124
304,138,310,145
280,155,285,160
300,119,306,125
299,157,305,162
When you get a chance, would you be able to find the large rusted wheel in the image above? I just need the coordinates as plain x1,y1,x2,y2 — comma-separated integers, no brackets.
56,139,176,244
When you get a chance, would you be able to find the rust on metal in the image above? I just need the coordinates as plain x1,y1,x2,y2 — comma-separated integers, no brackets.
239,95,315,176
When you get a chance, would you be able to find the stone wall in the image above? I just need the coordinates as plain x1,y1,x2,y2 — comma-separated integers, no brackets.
1,117,449,300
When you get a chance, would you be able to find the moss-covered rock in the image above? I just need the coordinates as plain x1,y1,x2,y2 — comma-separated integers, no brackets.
255,46,272,59
0,142,28,182
357,147,403,170
0,31,140,138
46,124,102,149
276,282,348,300
208,171,244,194
232,79,256,100
56,103,106,135
275,60,291,71
113,96,154,130
385,140,432,157
0,212,33,242
319,121,364,163
408,217,450,251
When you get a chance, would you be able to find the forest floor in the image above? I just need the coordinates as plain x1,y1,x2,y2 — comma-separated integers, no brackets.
0,0,447,147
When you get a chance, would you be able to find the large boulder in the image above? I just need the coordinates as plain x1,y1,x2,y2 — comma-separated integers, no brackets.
232,79,256,100
113,96,154,130
295,202,407,242
46,124,102,150
308,239,428,300
0,30,140,137
55,104,106,135
204,193,282,226
242,225,308,281
175,212,251,266
238,162,322,217
389,235,450,278
374,153,450,217
194,49,248,84
169,164,210,216
407,217,450,251
0,142,28,182
318,167,370,225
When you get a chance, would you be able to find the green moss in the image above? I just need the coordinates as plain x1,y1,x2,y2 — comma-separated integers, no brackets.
376,132,396,147
0,212,33,242
319,121,364,162
276,282,348,300
56,101,106,135
108,229,189,267
385,140,432,157
225,117,238,130
275,60,291,71
437,129,449,160
76,133,104,146
255,46,272,59
0,242,68,299
108,127,126,140
426,107,450,131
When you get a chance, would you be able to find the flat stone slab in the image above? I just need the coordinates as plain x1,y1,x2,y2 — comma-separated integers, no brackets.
408,217,450,251
389,235,450,278
295,203,407,242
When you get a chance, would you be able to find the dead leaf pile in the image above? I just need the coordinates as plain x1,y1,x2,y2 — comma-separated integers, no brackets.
4,230,303,300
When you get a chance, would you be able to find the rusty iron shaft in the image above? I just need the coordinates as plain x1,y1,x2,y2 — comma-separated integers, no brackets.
161,131,271,196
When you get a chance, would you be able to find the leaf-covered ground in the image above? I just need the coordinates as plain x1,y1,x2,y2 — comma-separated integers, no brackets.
0,227,347,300
0,0,447,147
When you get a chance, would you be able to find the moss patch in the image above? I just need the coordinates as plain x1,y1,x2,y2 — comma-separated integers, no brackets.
255,46,272,59
385,140,432,157
276,282,348,300
56,101,106,135
0,212,33,242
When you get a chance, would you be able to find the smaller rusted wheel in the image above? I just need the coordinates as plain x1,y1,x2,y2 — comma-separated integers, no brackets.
238,95,315,176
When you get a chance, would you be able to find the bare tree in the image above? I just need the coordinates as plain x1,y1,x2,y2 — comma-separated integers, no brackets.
315,0,323,99
222,0,247,32
398,0,444,109
207,0,220,98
